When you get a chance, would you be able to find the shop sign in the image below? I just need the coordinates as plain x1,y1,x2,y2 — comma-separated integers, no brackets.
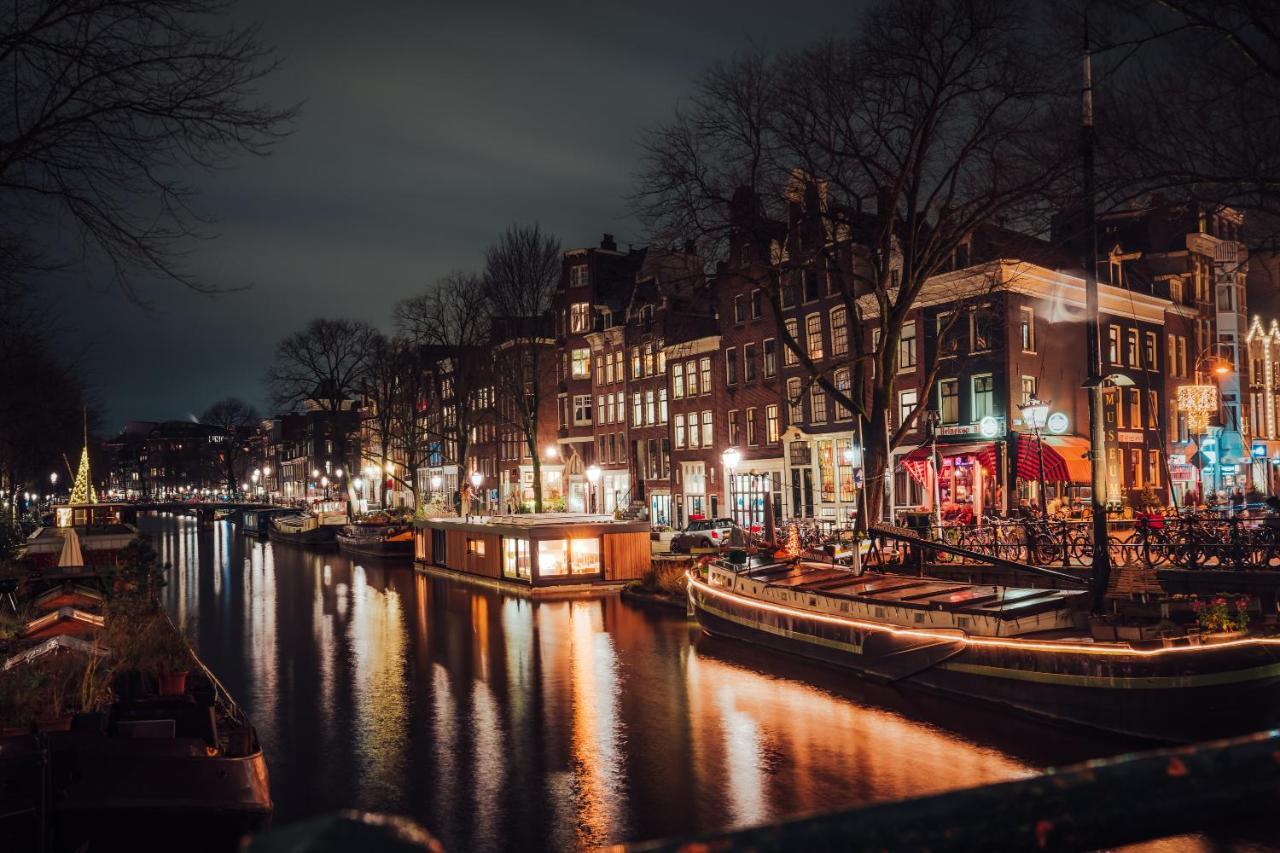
1117,431,1144,443
1168,464,1193,482
938,417,1005,439
1046,412,1069,434
1252,440,1269,459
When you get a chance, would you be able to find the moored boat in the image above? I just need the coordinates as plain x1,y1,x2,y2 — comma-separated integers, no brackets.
267,509,345,548
0,558,272,850
690,554,1280,743
336,521,413,559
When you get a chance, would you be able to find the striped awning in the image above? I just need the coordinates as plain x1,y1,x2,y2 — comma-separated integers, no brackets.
1016,437,1070,483
900,442,998,484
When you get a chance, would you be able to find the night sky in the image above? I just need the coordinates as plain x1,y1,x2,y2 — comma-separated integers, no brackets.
48,0,851,433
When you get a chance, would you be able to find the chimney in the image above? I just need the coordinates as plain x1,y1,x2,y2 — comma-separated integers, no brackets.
601,233,617,251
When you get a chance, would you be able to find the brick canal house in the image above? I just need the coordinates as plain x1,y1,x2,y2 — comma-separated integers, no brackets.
552,235,645,513
392,199,1250,526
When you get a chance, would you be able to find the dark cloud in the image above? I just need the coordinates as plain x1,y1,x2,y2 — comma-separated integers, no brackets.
57,0,851,431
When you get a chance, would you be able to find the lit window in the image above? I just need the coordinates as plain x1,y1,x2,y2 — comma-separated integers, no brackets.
787,378,803,424
899,321,917,370
746,408,758,446
728,410,740,446
571,348,591,378
972,374,994,420
1019,307,1035,352
1020,376,1037,407
700,357,711,394
939,379,959,423
898,389,918,428
762,339,776,377
810,384,827,424
784,320,799,365
831,308,848,356
806,314,824,360
686,360,699,397
569,301,590,333
674,414,686,448
672,362,685,399
765,405,780,444
834,369,852,420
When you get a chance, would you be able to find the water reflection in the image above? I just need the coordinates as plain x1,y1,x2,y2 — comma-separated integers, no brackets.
146,515,1182,851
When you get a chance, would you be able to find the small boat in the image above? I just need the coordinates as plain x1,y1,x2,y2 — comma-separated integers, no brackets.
267,509,345,548
690,554,1280,743
336,522,413,559
0,573,271,850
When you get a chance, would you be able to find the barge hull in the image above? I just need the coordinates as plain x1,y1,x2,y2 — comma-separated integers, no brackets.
692,585,1280,743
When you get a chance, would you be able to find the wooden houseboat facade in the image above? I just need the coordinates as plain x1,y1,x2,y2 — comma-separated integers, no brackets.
413,515,651,591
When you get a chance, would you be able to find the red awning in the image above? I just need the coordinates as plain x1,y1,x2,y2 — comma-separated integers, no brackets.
1042,435,1093,483
899,445,933,484
1016,437,1070,483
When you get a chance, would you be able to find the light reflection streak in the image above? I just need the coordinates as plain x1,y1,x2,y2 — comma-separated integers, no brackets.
470,678,504,851
348,565,408,809
566,599,627,847
244,539,278,751
684,645,1032,817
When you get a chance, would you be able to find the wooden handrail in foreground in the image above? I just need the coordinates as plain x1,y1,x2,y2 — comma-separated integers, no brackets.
618,728,1280,852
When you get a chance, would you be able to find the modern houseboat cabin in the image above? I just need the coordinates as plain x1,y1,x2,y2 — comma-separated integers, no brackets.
413,514,651,591
22,503,137,569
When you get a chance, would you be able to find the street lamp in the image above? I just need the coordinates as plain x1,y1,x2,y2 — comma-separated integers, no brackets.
50,472,58,490
585,464,601,514
721,448,741,526
430,474,442,502
545,445,558,460
469,470,484,518
1019,397,1051,516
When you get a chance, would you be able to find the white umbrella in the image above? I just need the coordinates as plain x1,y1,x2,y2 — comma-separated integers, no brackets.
57,527,84,569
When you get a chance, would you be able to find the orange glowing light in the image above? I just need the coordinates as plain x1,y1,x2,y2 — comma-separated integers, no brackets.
687,572,1280,658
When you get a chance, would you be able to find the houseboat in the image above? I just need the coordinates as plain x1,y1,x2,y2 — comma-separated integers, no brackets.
690,554,1280,742
240,507,294,537
413,514,651,593
267,505,346,548
21,502,137,570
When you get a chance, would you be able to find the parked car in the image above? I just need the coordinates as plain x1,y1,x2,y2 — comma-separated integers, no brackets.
671,518,737,553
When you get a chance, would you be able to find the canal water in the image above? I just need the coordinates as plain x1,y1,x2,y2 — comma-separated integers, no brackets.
146,514,1251,851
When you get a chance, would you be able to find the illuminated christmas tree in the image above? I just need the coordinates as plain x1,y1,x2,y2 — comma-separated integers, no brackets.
68,443,97,505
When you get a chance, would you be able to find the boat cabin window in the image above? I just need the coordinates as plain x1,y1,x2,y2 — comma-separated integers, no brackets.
536,537,601,577
467,538,486,557
503,538,531,580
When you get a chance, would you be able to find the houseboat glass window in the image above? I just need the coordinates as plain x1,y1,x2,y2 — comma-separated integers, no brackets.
569,538,601,574
503,538,531,579
538,539,569,576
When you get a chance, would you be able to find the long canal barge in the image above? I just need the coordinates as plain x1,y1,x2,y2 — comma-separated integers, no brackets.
690,554,1280,742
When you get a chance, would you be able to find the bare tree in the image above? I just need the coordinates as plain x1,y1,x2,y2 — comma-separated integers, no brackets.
201,397,260,496
634,0,1073,526
483,225,560,512
0,286,94,520
268,318,378,505
0,0,296,295
395,271,492,508
1087,1,1280,245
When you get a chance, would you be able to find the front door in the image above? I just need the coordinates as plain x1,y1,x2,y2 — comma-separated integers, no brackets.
790,468,814,518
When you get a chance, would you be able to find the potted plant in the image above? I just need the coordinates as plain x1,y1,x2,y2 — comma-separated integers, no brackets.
141,616,194,696
35,653,85,732
1190,594,1250,641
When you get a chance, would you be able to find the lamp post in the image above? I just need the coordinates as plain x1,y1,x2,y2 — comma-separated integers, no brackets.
469,470,484,518
1019,397,1051,516
430,474,442,504
721,448,741,527
585,465,601,514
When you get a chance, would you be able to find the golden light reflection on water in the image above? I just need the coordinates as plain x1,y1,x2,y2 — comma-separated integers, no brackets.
143,514,1186,851
348,564,409,809
684,647,1034,822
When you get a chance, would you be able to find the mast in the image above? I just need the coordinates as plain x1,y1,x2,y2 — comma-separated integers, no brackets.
1082,22,1113,610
